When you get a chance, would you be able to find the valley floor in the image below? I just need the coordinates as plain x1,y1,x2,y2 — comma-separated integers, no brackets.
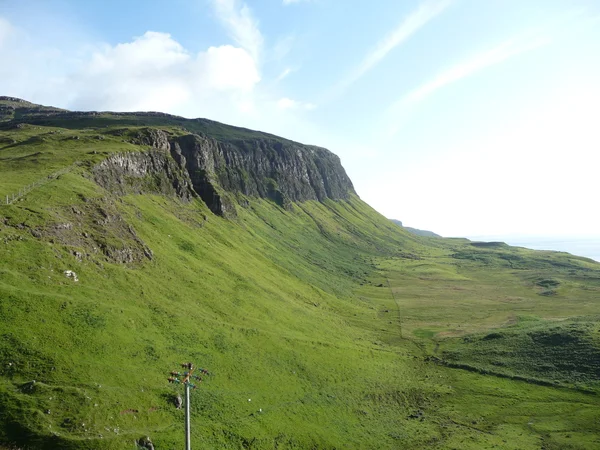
354,253,600,449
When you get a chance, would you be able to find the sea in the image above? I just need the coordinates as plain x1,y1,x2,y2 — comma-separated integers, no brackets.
465,236,600,263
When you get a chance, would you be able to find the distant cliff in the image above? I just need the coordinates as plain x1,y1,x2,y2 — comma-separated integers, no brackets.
170,132,354,215
1,98,356,217
390,219,441,238
100,127,356,216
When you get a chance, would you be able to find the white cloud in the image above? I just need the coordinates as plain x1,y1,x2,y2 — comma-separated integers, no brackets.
277,97,297,109
211,0,263,61
332,0,452,97
277,97,316,111
402,36,550,105
276,67,294,82
68,32,260,113
0,14,323,145
200,45,260,91
272,35,295,61
85,32,189,76
0,20,261,118
383,34,552,138
283,0,310,5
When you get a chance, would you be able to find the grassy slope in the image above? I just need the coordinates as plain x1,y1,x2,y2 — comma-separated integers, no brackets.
1,121,600,449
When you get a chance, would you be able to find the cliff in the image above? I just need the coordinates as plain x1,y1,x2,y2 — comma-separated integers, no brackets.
91,148,195,201
170,132,355,215
390,219,441,238
0,98,356,216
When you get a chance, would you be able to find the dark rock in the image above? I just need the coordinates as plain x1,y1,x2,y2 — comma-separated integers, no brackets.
170,133,355,216
0,96,27,103
129,128,171,151
92,150,194,201
137,436,154,450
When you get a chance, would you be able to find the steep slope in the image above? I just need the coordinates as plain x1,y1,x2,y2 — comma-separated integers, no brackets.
0,102,423,449
1,99,600,449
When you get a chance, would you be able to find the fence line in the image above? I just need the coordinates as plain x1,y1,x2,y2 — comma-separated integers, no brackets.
2,163,79,206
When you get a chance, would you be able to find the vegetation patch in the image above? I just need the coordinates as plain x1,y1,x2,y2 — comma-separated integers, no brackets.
438,319,600,390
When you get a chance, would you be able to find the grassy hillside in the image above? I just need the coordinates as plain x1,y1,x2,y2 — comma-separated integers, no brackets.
2,114,600,449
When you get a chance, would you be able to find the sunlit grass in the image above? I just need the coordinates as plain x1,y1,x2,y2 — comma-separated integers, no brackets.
1,121,600,448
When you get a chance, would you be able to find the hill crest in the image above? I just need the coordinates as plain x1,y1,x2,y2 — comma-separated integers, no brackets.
0,97,356,216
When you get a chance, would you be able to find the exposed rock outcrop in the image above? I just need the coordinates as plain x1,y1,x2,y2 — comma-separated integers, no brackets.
128,128,171,151
92,130,356,217
169,134,356,215
92,149,194,201
0,96,28,103
2,97,357,217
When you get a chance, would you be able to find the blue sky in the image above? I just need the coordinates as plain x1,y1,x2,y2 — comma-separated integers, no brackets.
1,0,599,245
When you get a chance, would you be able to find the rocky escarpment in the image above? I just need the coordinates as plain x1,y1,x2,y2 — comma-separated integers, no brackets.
1,94,357,216
95,128,356,217
170,133,356,215
92,148,194,201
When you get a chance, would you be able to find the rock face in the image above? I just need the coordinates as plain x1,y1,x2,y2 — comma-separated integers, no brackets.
128,128,170,151
169,133,356,215
92,149,194,201
93,126,356,216
1,94,357,216
0,96,28,103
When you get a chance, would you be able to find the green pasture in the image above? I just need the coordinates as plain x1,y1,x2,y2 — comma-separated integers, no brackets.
1,119,600,448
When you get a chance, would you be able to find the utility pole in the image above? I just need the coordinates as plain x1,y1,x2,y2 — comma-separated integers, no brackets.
168,363,211,450
184,381,191,450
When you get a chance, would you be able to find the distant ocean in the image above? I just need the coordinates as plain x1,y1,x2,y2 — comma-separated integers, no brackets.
465,236,600,263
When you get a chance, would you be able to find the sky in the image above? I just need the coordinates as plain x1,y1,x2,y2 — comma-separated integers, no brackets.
1,0,599,248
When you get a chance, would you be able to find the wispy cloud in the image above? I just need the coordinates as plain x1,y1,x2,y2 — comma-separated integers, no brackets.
272,34,295,61
394,35,551,108
388,9,594,112
282,0,310,5
211,0,263,61
414,38,548,104
332,0,452,97
277,97,316,111
383,33,552,137
276,67,294,82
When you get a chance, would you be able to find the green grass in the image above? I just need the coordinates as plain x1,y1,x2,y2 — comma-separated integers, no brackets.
2,119,600,449
438,316,600,390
